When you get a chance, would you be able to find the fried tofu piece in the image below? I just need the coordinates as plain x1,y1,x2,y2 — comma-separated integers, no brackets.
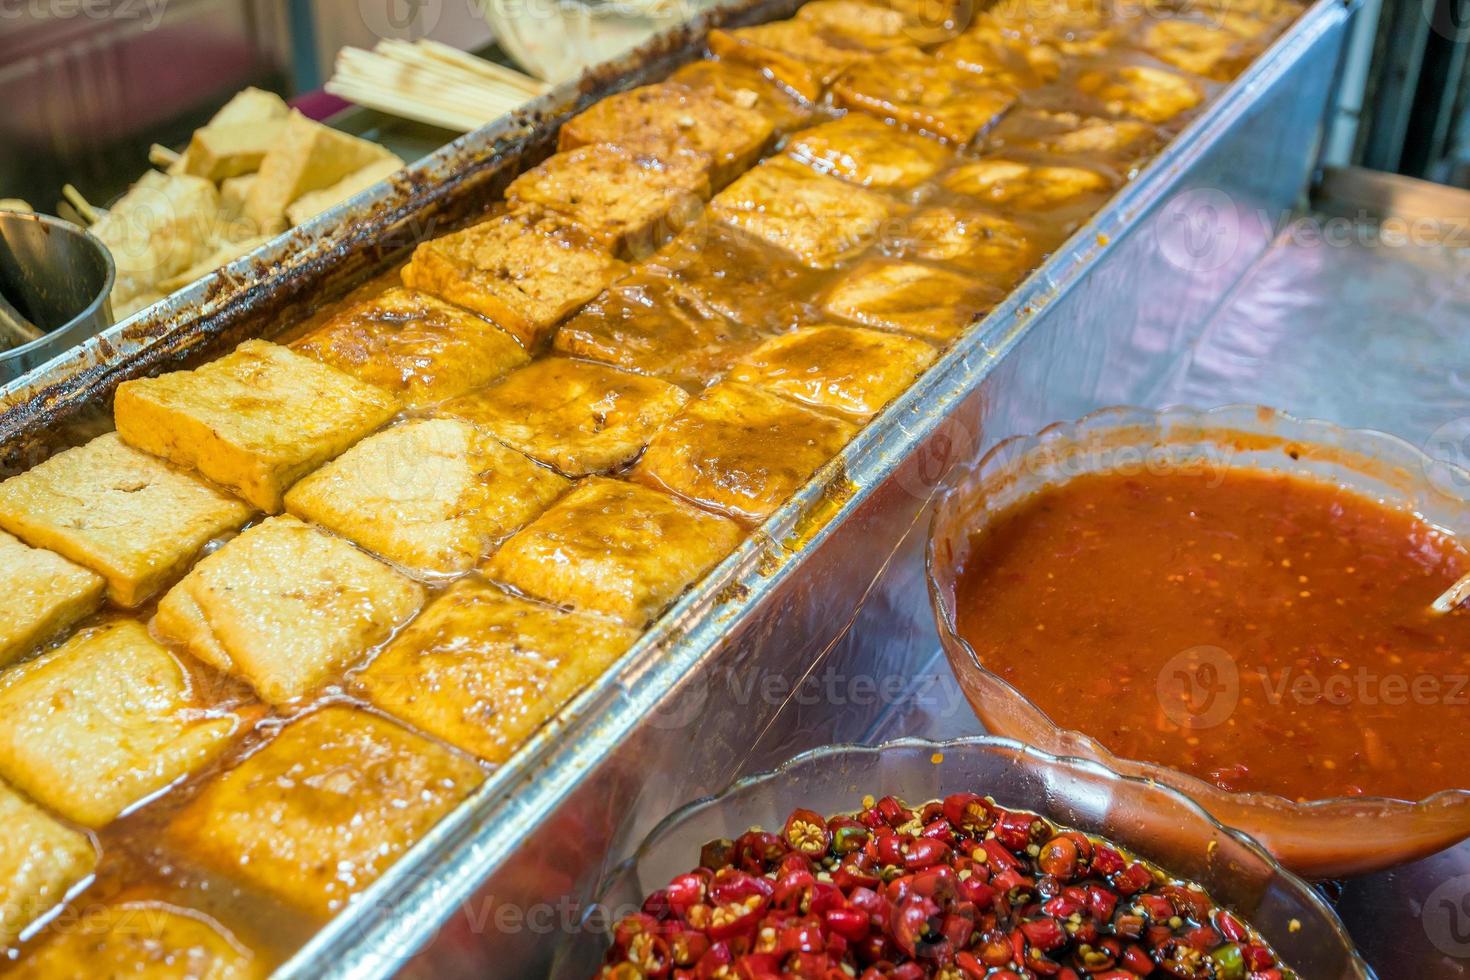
285,419,568,576
831,50,1017,144
290,287,529,409
975,0,1117,55
785,114,952,189
730,325,936,419
822,259,1004,342
168,706,481,920
436,358,688,477
0,531,103,667
794,0,921,50
708,157,898,270
1076,65,1205,124
154,516,425,703
985,109,1159,162
940,157,1115,212
1140,19,1260,80
243,111,395,228
558,83,774,188
401,211,627,349
882,206,1037,285
0,618,242,828
553,272,764,388
358,580,638,763
92,172,220,313
180,119,288,182
15,902,265,979
882,0,972,42
935,26,1062,89
0,433,253,607
634,382,858,523
669,58,815,135
485,478,742,626
0,782,95,948
708,20,907,101
286,154,405,226
506,143,710,257
114,340,398,514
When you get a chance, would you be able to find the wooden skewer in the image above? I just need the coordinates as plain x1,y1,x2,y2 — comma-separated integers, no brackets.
61,184,101,225
148,143,181,168
1431,570,1470,614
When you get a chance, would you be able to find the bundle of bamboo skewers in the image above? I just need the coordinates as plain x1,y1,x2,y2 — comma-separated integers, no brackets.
326,39,551,132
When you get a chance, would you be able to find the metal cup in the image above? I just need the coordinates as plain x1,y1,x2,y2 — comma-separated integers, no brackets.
0,211,115,383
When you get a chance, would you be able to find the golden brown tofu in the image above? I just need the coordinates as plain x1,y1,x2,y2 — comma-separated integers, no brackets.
506,143,711,258
882,207,1037,286
168,705,481,920
730,325,937,420
1140,19,1260,81
553,272,765,389
669,58,815,136
934,25,1062,89
484,478,743,627
0,618,244,828
400,211,627,350
974,0,1117,55
285,419,569,577
1076,65,1205,124
708,20,907,102
822,259,1004,342
0,782,95,948
985,109,1159,163
557,83,774,189
708,157,899,270
831,49,1017,144
785,114,953,189
358,579,638,763
0,433,253,607
794,0,921,50
882,0,971,42
154,516,425,704
634,382,858,523
114,340,398,514
14,901,266,980
940,157,1116,212
290,287,529,409
0,531,103,668
436,358,688,477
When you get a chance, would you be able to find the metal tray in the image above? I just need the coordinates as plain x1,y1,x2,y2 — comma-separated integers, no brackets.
0,1,1357,975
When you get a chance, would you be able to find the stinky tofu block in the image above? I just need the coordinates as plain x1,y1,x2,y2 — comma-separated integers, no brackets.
154,516,425,703
974,0,1117,54
401,211,627,349
0,782,95,948
730,325,936,419
436,358,688,477
506,143,710,257
1076,65,1205,124
940,157,1115,212
243,111,395,227
831,50,1018,144
114,340,398,514
882,206,1037,284
285,419,568,576
708,157,898,269
14,902,265,980
708,20,907,101
985,109,1159,162
882,0,972,40
634,382,858,523
0,531,103,667
822,259,1004,342
669,58,815,135
168,706,481,919
558,83,774,189
935,26,1062,89
358,580,638,763
794,0,923,50
290,287,529,409
285,154,406,227
1140,19,1260,80
484,477,743,626
0,433,253,607
785,114,952,189
0,618,242,827
180,118,287,181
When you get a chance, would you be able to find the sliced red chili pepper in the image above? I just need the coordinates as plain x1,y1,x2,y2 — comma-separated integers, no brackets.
903,836,951,870
784,808,832,858
823,907,869,942
1092,844,1126,877
1114,862,1155,896
1020,916,1068,952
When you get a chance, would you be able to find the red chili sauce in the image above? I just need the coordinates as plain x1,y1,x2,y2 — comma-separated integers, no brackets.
954,466,1470,801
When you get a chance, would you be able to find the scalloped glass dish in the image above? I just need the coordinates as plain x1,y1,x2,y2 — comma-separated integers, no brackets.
549,736,1370,978
927,404,1470,878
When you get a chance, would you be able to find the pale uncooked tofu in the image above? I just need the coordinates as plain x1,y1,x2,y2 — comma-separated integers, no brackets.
0,781,95,948
219,173,256,219
358,579,638,763
634,382,858,523
940,157,1115,212
669,59,815,136
785,114,953,189
729,325,936,419
0,618,244,828
0,433,253,607
0,530,103,667
180,118,288,182
881,206,1037,285
167,705,481,920
92,172,220,312
506,143,710,257
934,26,1062,89
114,340,399,513
290,287,529,409
831,49,1017,144
401,211,627,349
708,20,905,101
14,901,266,980
243,111,394,228
285,155,405,227
708,157,899,269
484,477,743,627
153,516,425,703
285,419,569,576
156,234,274,292
1076,65,1205,124
207,86,291,129
435,358,688,477
822,259,1004,342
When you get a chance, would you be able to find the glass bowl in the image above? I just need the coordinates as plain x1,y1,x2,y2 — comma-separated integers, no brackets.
927,404,1470,879
549,736,1371,978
